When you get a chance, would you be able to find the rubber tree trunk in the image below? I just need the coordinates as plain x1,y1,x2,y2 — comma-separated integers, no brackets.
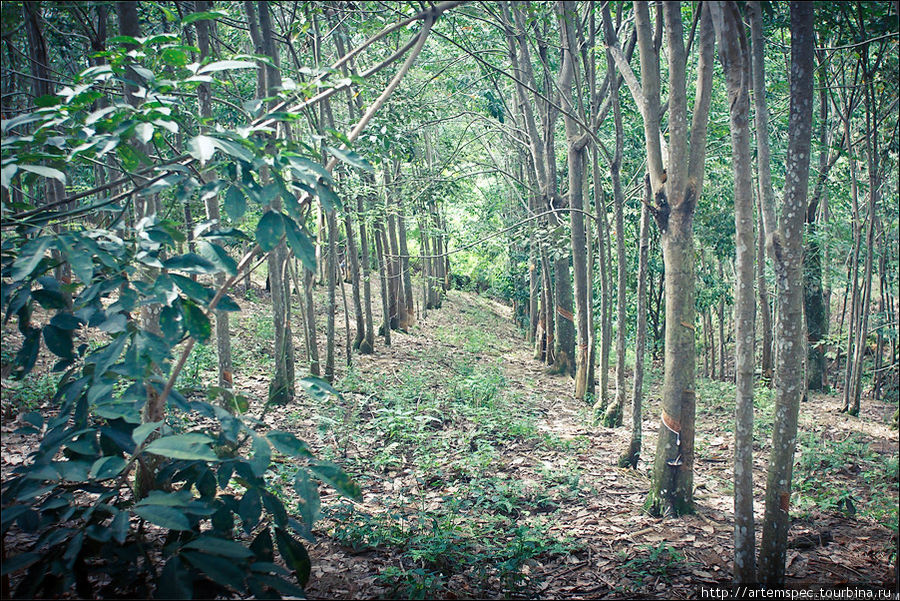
556,1,590,398
641,1,715,517
711,0,755,582
194,0,233,391
256,0,294,405
620,176,651,468
602,0,627,427
755,2,815,585
358,176,376,353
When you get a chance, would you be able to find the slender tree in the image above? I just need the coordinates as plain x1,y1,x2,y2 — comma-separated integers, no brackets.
755,1,815,585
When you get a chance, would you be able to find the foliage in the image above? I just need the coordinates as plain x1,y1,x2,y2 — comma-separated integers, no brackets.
0,30,367,598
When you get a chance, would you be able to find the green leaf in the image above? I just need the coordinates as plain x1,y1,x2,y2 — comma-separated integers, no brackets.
197,60,258,74
309,461,361,501
43,324,74,359
11,237,52,281
326,146,373,172
182,536,254,559
197,240,236,276
157,556,193,600
0,552,40,576
163,253,218,275
188,135,216,164
266,431,311,458
135,122,154,144
293,470,320,536
133,505,191,531
19,164,66,185
275,528,311,587
299,376,341,403
171,274,214,304
1,164,17,189
182,551,246,591
132,420,164,446
182,300,211,344
316,182,341,211
283,217,316,272
238,488,262,533
224,185,246,220
159,305,184,340
249,433,271,477
32,289,68,310
50,313,83,330
110,511,129,544
255,211,284,251
181,10,227,25
88,455,126,480
144,433,217,461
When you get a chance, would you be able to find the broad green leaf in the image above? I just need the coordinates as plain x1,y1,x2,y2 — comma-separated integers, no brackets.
171,274,214,304
88,456,126,480
133,505,191,530
1,164,17,189
181,10,227,25
238,488,261,533
135,122,154,144
299,376,341,403
181,551,246,591
163,253,218,274
316,183,341,211
182,300,211,343
49,313,83,330
182,536,254,559
326,146,373,172
266,431,311,458
293,470,320,537
248,433,271,477
255,211,284,251
188,135,216,164
197,240,236,276
309,461,361,500
144,433,217,461
132,420,164,446
18,164,66,185
274,528,311,587
110,511,129,544
197,60,257,74
159,305,184,340
11,237,52,281
157,556,193,599
0,552,40,576
31,289,68,310
43,324,74,359
283,217,316,271
224,185,246,220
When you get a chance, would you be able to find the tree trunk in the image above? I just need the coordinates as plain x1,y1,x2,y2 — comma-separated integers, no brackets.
556,1,590,397
711,0,755,582
194,0,233,391
375,217,391,346
620,176,651,468
256,0,294,405
755,2,815,585
640,1,715,517
358,176,376,352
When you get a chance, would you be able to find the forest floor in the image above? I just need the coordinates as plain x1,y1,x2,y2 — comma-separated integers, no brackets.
1,284,898,599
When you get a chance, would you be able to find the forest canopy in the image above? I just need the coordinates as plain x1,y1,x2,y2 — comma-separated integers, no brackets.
1,1,897,599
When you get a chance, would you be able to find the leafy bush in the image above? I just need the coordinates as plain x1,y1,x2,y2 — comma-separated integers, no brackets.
1,33,367,597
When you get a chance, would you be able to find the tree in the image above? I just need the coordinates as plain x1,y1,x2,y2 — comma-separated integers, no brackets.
614,0,715,515
754,1,816,584
710,0,755,583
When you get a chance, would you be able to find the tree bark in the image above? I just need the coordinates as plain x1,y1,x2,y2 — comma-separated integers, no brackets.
194,0,233,392
756,2,815,586
710,0,756,583
556,1,590,396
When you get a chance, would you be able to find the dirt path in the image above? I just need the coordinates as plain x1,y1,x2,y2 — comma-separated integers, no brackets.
290,290,898,598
